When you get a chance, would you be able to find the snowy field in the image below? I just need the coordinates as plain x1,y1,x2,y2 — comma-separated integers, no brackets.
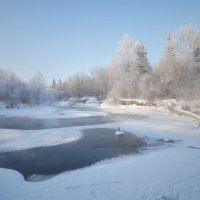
0,100,200,200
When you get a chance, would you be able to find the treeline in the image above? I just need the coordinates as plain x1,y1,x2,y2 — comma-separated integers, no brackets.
1,25,200,106
0,70,53,106
54,25,200,101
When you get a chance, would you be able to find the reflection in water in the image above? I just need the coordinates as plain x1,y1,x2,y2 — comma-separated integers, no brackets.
0,114,147,130
112,135,134,157
0,128,146,179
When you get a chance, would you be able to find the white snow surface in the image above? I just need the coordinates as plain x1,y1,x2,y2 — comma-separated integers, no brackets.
103,98,200,122
0,100,106,119
0,127,82,153
0,100,200,199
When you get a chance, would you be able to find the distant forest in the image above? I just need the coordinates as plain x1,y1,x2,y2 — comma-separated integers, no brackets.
0,25,200,106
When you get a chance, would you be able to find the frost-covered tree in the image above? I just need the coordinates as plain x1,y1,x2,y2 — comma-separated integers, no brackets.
157,32,182,98
174,25,200,57
193,34,200,75
118,34,135,73
173,26,200,98
51,78,57,89
0,69,59,105
156,26,200,99
118,34,150,75
132,40,151,75
29,72,46,104
73,73,87,98
111,34,151,98
49,26,200,101
90,67,111,99
165,32,176,58
0,69,23,104
55,72,94,99
158,33,192,99
0,69,32,105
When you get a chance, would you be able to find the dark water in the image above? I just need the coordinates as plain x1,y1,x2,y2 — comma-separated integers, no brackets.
0,114,147,130
0,128,146,179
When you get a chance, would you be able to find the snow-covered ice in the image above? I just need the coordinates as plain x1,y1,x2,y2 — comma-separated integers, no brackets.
0,100,106,119
0,100,200,200
0,127,82,153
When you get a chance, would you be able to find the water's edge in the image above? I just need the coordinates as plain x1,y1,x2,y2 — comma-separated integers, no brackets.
0,128,148,181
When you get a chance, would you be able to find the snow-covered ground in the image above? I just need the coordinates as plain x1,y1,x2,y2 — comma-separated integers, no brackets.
0,100,200,200
103,98,200,122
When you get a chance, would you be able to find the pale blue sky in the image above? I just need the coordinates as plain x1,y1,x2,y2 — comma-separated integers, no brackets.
0,0,200,83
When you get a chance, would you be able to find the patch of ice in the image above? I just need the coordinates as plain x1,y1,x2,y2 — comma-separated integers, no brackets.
0,127,82,153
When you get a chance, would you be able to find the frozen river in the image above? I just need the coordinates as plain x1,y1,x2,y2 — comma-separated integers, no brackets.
0,102,200,200
0,105,166,180
0,128,147,179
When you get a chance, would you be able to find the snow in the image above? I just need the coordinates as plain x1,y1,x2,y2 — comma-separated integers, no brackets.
102,98,200,122
162,99,200,121
0,100,106,119
0,127,82,153
0,100,200,199
57,97,101,108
